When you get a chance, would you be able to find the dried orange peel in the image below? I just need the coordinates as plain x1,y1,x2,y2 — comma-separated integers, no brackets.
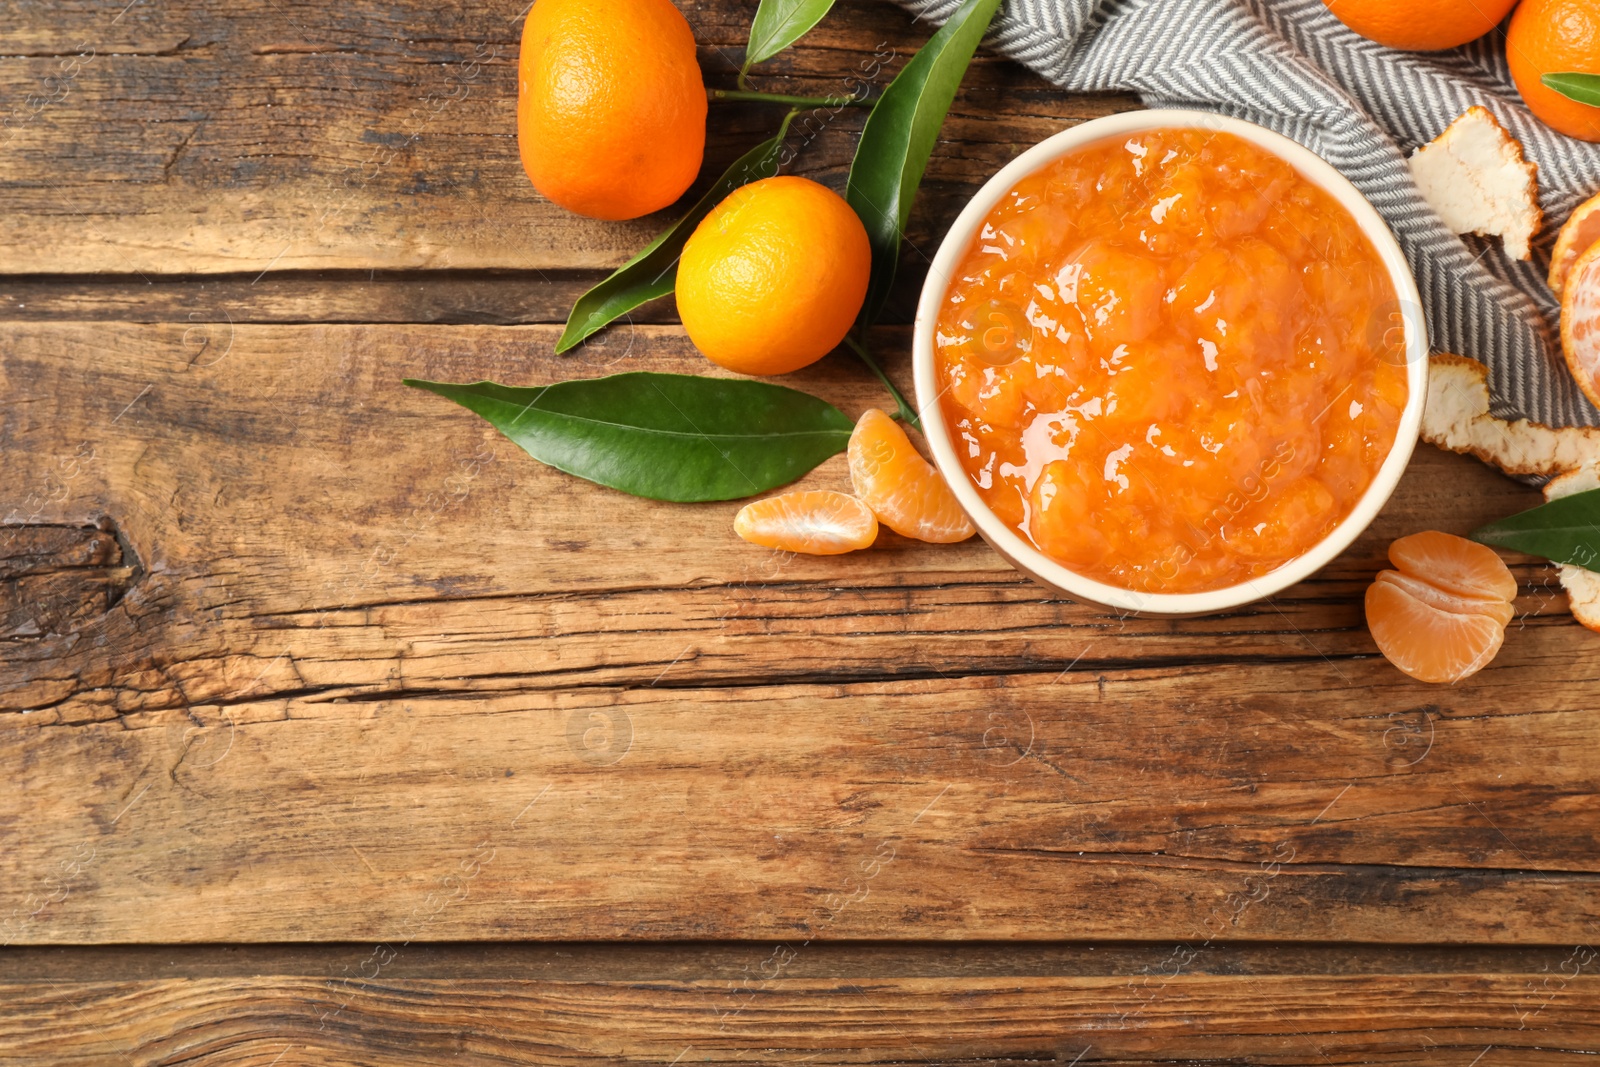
1407,106,1541,261
1422,353,1600,631
1422,354,1600,476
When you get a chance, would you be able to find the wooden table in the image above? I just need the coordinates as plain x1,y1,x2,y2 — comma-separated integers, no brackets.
4,0,1598,1061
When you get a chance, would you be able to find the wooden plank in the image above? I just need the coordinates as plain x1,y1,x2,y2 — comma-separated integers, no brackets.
0,320,1546,599
0,0,1135,276
0,320,1556,701
9,942,1598,1062
4,320,1596,944
2,971,1598,1065
0,272,667,327
0,521,136,640
8,0,1596,1043
5,653,1600,944
5,940,1591,981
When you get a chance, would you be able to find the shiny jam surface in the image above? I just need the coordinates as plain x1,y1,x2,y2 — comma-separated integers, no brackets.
935,128,1408,594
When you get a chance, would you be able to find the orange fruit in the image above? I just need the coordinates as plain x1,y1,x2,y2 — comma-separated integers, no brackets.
676,176,871,376
1365,531,1517,684
734,490,878,555
848,408,976,543
517,0,707,220
1559,239,1600,407
1507,0,1600,142
1323,0,1518,50
1548,190,1600,295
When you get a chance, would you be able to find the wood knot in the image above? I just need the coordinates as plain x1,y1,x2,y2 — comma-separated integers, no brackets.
0,517,141,640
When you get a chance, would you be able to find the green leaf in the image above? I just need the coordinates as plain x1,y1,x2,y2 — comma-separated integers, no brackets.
1471,487,1600,572
845,0,1001,325
744,0,837,73
556,116,796,355
1542,72,1600,109
404,372,852,502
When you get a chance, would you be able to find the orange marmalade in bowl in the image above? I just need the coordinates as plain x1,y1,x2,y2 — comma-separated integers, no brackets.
934,128,1407,594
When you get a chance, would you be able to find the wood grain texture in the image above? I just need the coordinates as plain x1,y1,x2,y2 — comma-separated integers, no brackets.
7,940,1593,980
7,0,1600,1052
0,521,137,641
6,660,1600,944
2,972,1598,1065
0,272,669,327
0,0,1134,277
3,322,1597,945
9,943,1600,1064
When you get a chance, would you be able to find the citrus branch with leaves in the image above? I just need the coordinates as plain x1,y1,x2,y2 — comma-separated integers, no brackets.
410,0,1001,501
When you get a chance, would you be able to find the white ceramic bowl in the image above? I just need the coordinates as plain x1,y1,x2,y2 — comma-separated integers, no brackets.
913,108,1428,616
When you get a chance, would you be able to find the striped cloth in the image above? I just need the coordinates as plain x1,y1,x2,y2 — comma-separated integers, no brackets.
896,0,1600,427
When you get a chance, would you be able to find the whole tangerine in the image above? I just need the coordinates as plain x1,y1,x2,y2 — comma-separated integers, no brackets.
676,176,871,376
1507,0,1600,142
517,0,708,220
1323,0,1519,50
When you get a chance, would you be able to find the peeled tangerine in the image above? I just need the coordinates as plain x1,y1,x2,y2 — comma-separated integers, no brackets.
734,490,878,555
1561,239,1600,411
1556,187,1600,410
849,409,976,543
1549,190,1600,297
1365,531,1518,684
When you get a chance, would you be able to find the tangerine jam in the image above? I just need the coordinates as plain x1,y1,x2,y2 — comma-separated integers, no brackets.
934,128,1408,594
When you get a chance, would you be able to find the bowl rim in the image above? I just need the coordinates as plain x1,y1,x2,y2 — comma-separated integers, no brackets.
911,107,1429,617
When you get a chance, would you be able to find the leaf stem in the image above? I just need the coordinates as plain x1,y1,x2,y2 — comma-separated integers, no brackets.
844,334,919,430
710,87,874,109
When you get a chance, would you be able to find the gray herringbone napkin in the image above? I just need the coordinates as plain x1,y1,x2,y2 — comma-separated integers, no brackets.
897,0,1600,427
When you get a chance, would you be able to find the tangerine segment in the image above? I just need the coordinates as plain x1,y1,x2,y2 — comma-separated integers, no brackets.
1549,191,1600,296
935,128,1405,593
849,409,976,543
734,490,878,555
1387,530,1518,602
1365,579,1507,684
1560,240,1600,410
1374,570,1515,628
